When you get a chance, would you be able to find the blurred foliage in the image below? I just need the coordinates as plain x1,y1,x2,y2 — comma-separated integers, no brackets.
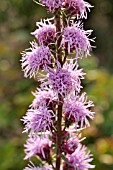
79,56,113,170
0,0,113,170
86,0,113,72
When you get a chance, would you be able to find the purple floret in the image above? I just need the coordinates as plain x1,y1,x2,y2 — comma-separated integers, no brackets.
62,22,93,58
24,135,51,161
41,61,84,96
64,0,93,19
21,42,52,78
65,144,95,170
24,162,53,170
31,19,56,46
39,0,65,12
22,106,55,136
31,88,57,109
64,92,95,128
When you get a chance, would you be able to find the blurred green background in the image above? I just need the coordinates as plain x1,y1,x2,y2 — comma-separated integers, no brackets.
0,0,113,170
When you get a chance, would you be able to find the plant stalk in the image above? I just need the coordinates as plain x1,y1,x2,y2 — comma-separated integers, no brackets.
55,12,63,170
56,95,63,170
55,12,63,65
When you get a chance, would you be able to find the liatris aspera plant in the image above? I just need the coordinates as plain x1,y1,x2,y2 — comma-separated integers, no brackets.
21,0,95,170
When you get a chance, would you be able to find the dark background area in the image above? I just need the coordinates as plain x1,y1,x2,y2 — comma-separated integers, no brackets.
0,0,113,170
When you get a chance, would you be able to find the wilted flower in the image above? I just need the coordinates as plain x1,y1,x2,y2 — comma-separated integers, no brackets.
31,19,56,46
65,144,95,170
21,42,52,78
22,107,55,136
64,0,93,19
64,92,94,128
24,136,51,161
62,23,92,58
39,0,65,12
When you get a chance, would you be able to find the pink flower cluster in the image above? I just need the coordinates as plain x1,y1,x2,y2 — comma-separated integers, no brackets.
39,0,92,18
39,0,65,12
21,0,95,170
64,93,94,128
62,23,92,58
21,18,93,78
31,19,56,46
64,0,93,18
24,135,51,161
66,144,95,170
22,107,55,136
31,88,56,108
21,42,52,78
41,62,84,95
